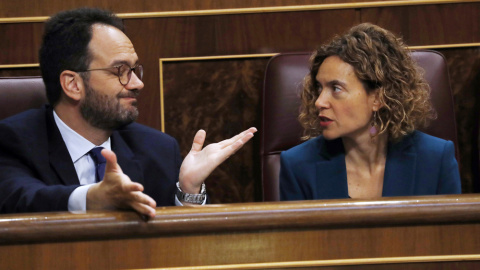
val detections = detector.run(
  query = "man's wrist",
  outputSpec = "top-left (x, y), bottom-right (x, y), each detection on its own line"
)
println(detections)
top-left (68, 184), bottom-right (93, 212)
top-left (176, 182), bottom-right (206, 204)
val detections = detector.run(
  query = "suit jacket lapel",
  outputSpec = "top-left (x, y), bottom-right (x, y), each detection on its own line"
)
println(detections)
top-left (111, 131), bottom-right (144, 185)
top-left (382, 134), bottom-right (417, 196)
top-left (46, 107), bottom-right (80, 185)
top-left (315, 138), bottom-right (349, 199)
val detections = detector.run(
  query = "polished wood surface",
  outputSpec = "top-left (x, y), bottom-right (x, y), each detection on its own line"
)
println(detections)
top-left (3, 194), bottom-right (480, 244)
top-left (1, 195), bottom-right (480, 269)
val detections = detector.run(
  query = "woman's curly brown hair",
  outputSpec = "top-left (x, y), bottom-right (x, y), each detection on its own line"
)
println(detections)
top-left (299, 23), bottom-right (436, 142)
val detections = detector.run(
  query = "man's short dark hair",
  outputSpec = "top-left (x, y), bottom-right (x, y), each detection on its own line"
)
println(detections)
top-left (39, 8), bottom-right (125, 106)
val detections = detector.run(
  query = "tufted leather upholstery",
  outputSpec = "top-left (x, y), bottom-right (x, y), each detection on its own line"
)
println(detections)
top-left (260, 50), bottom-right (459, 201)
top-left (0, 76), bottom-right (47, 120)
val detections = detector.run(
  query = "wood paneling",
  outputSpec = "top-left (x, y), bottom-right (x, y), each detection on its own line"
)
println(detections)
top-left (163, 57), bottom-right (268, 203)
top-left (439, 48), bottom-right (480, 193)
top-left (0, 0), bottom-right (435, 18)
top-left (0, 67), bottom-right (40, 77)
top-left (0, 22), bottom-right (43, 64)
top-left (125, 9), bottom-right (358, 132)
top-left (361, 3), bottom-right (480, 45)
top-left (1, 195), bottom-right (480, 269)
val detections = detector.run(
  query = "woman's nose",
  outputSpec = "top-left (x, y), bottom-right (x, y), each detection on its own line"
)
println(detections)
top-left (315, 91), bottom-right (329, 109)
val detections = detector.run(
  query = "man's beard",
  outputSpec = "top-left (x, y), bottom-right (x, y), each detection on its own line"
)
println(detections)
top-left (80, 82), bottom-right (139, 131)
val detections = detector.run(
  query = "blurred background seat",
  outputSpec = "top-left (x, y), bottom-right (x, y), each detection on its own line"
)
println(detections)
top-left (260, 50), bottom-right (458, 201)
top-left (0, 76), bottom-right (47, 120)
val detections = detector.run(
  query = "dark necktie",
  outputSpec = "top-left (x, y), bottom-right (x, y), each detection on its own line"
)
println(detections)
top-left (89, 147), bottom-right (106, 182)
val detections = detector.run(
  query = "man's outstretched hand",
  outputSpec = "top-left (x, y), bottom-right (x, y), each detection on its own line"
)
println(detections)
top-left (179, 127), bottom-right (257, 194)
top-left (86, 149), bottom-right (157, 218)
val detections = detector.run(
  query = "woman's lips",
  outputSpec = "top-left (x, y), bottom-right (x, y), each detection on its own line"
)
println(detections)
top-left (319, 116), bottom-right (333, 127)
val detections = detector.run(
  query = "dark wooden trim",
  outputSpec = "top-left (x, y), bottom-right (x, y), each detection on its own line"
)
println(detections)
top-left (2, 194), bottom-right (480, 245)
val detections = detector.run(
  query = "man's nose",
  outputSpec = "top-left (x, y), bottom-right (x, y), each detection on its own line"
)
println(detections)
top-left (126, 72), bottom-right (144, 91)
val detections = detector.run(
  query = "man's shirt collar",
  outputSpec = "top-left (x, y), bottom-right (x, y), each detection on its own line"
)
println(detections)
top-left (53, 110), bottom-right (111, 163)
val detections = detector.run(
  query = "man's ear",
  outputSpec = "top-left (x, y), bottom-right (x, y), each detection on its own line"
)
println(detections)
top-left (59, 70), bottom-right (83, 101)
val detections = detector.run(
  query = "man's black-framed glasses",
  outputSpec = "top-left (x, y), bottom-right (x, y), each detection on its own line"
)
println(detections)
top-left (78, 64), bottom-right (143, 86)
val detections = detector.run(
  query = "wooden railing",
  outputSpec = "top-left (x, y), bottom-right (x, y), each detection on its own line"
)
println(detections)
top-left (2, 194), bottom-right (480, 269)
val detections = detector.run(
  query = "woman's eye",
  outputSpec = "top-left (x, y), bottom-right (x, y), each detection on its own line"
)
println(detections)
top-left (333, 86), bottom-right (342, 93)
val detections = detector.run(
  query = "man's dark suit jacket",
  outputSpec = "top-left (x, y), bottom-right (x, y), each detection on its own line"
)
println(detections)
top-left (280, 131), bottom-right (462, 201)
top-left (0, 106), bottom-right (181, 213)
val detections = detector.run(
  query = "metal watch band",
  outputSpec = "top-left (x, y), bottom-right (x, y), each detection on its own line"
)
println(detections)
top-left (176, 182), bottom-right (206, 204)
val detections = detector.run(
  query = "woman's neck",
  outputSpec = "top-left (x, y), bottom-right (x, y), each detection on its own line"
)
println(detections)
top-left (342, 133), bottom-right (389, 199)
top-left (342, 132), bottom-right (388, 167)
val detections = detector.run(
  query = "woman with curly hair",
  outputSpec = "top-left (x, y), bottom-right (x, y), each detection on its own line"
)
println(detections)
top-left (280, 23), bottom-right (461, 201)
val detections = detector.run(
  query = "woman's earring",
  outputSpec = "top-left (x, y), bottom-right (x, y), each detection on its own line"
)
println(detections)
top-left (370, 111), bottom-right (378, 136)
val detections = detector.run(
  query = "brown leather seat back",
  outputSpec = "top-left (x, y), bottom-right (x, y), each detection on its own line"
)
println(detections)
top-left (0, 76), bottom-right (47, 120)
top-left (260, 50), bottom-right (458, 201)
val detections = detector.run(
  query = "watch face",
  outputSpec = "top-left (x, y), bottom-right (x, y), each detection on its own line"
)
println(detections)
top-left (184, 194), bottom-right (205, 204)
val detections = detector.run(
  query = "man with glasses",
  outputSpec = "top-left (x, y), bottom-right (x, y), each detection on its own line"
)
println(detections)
top-left (0, 8), bottom-right (256, 217)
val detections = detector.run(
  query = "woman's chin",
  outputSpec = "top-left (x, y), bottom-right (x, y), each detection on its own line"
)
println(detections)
top-left (321, 131), bottom-right (340, 141)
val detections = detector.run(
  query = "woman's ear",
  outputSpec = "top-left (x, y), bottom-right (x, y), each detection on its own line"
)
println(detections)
top-left (372, 88), bottom-right (384, 111)
top-left (59, 70), bottom-right (83, 101)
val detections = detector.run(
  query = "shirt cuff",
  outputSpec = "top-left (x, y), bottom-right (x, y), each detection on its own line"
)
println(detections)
top-left (68, 184), bottom-right (95, 213)
top-left (175, 194), bottom-right (207, 206)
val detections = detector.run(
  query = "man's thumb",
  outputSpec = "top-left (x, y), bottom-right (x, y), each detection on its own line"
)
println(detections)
top-left (102, 149), bottom-right (123, 173)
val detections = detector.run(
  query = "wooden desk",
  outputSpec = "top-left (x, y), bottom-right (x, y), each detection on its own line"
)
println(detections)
top-left (1, 194), bottom-right (480, 269)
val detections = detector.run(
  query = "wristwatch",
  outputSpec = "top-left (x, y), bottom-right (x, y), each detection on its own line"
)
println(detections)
top-left (176, 182), bottom-right (207, 204)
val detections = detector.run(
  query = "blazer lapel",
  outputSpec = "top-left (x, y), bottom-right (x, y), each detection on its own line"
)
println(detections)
top-left (382, 134), bottom-right (417, 196)
top-left (315, 138), bottom-right (349, 199)
top-left (111, 131), bottom-right (144, 185)
top-left (46, 108), bottom-right (80, 185)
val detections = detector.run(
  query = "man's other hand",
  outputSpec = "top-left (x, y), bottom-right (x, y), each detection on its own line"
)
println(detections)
top-left (179, 127), bottom-right (257, 194)
top-left (86, 149), bottom-right (157, 218)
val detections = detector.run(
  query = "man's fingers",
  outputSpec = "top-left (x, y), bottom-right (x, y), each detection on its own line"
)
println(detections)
top-left (130, 191), bottom-right (156, 208)
top-left (234, 132), bottom-right (255, 148)
top-left (245, 127), bottom-right (258, 134)
top-left (130, 201), bottom-right (157, 218)
top-left (191, 128), bottom-right (257, 152)
top-left (191, 129), bottom-right (206, 152)
top-left (122, 181), bottom-right (144, 193)
top-left (224, 132), bottom-right (255, 155)
top-left (209, 131), bottom-right (255, 165)
top-left (218, 127), bottom-right (257, 148)
top-left (129, 192), bottom-right (157, 218)
top-left (102, 149), bottom-right (123, 174)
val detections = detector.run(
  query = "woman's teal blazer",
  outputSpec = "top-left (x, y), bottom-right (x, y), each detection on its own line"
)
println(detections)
top-left (280, 131), bottom-right (461, 201)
